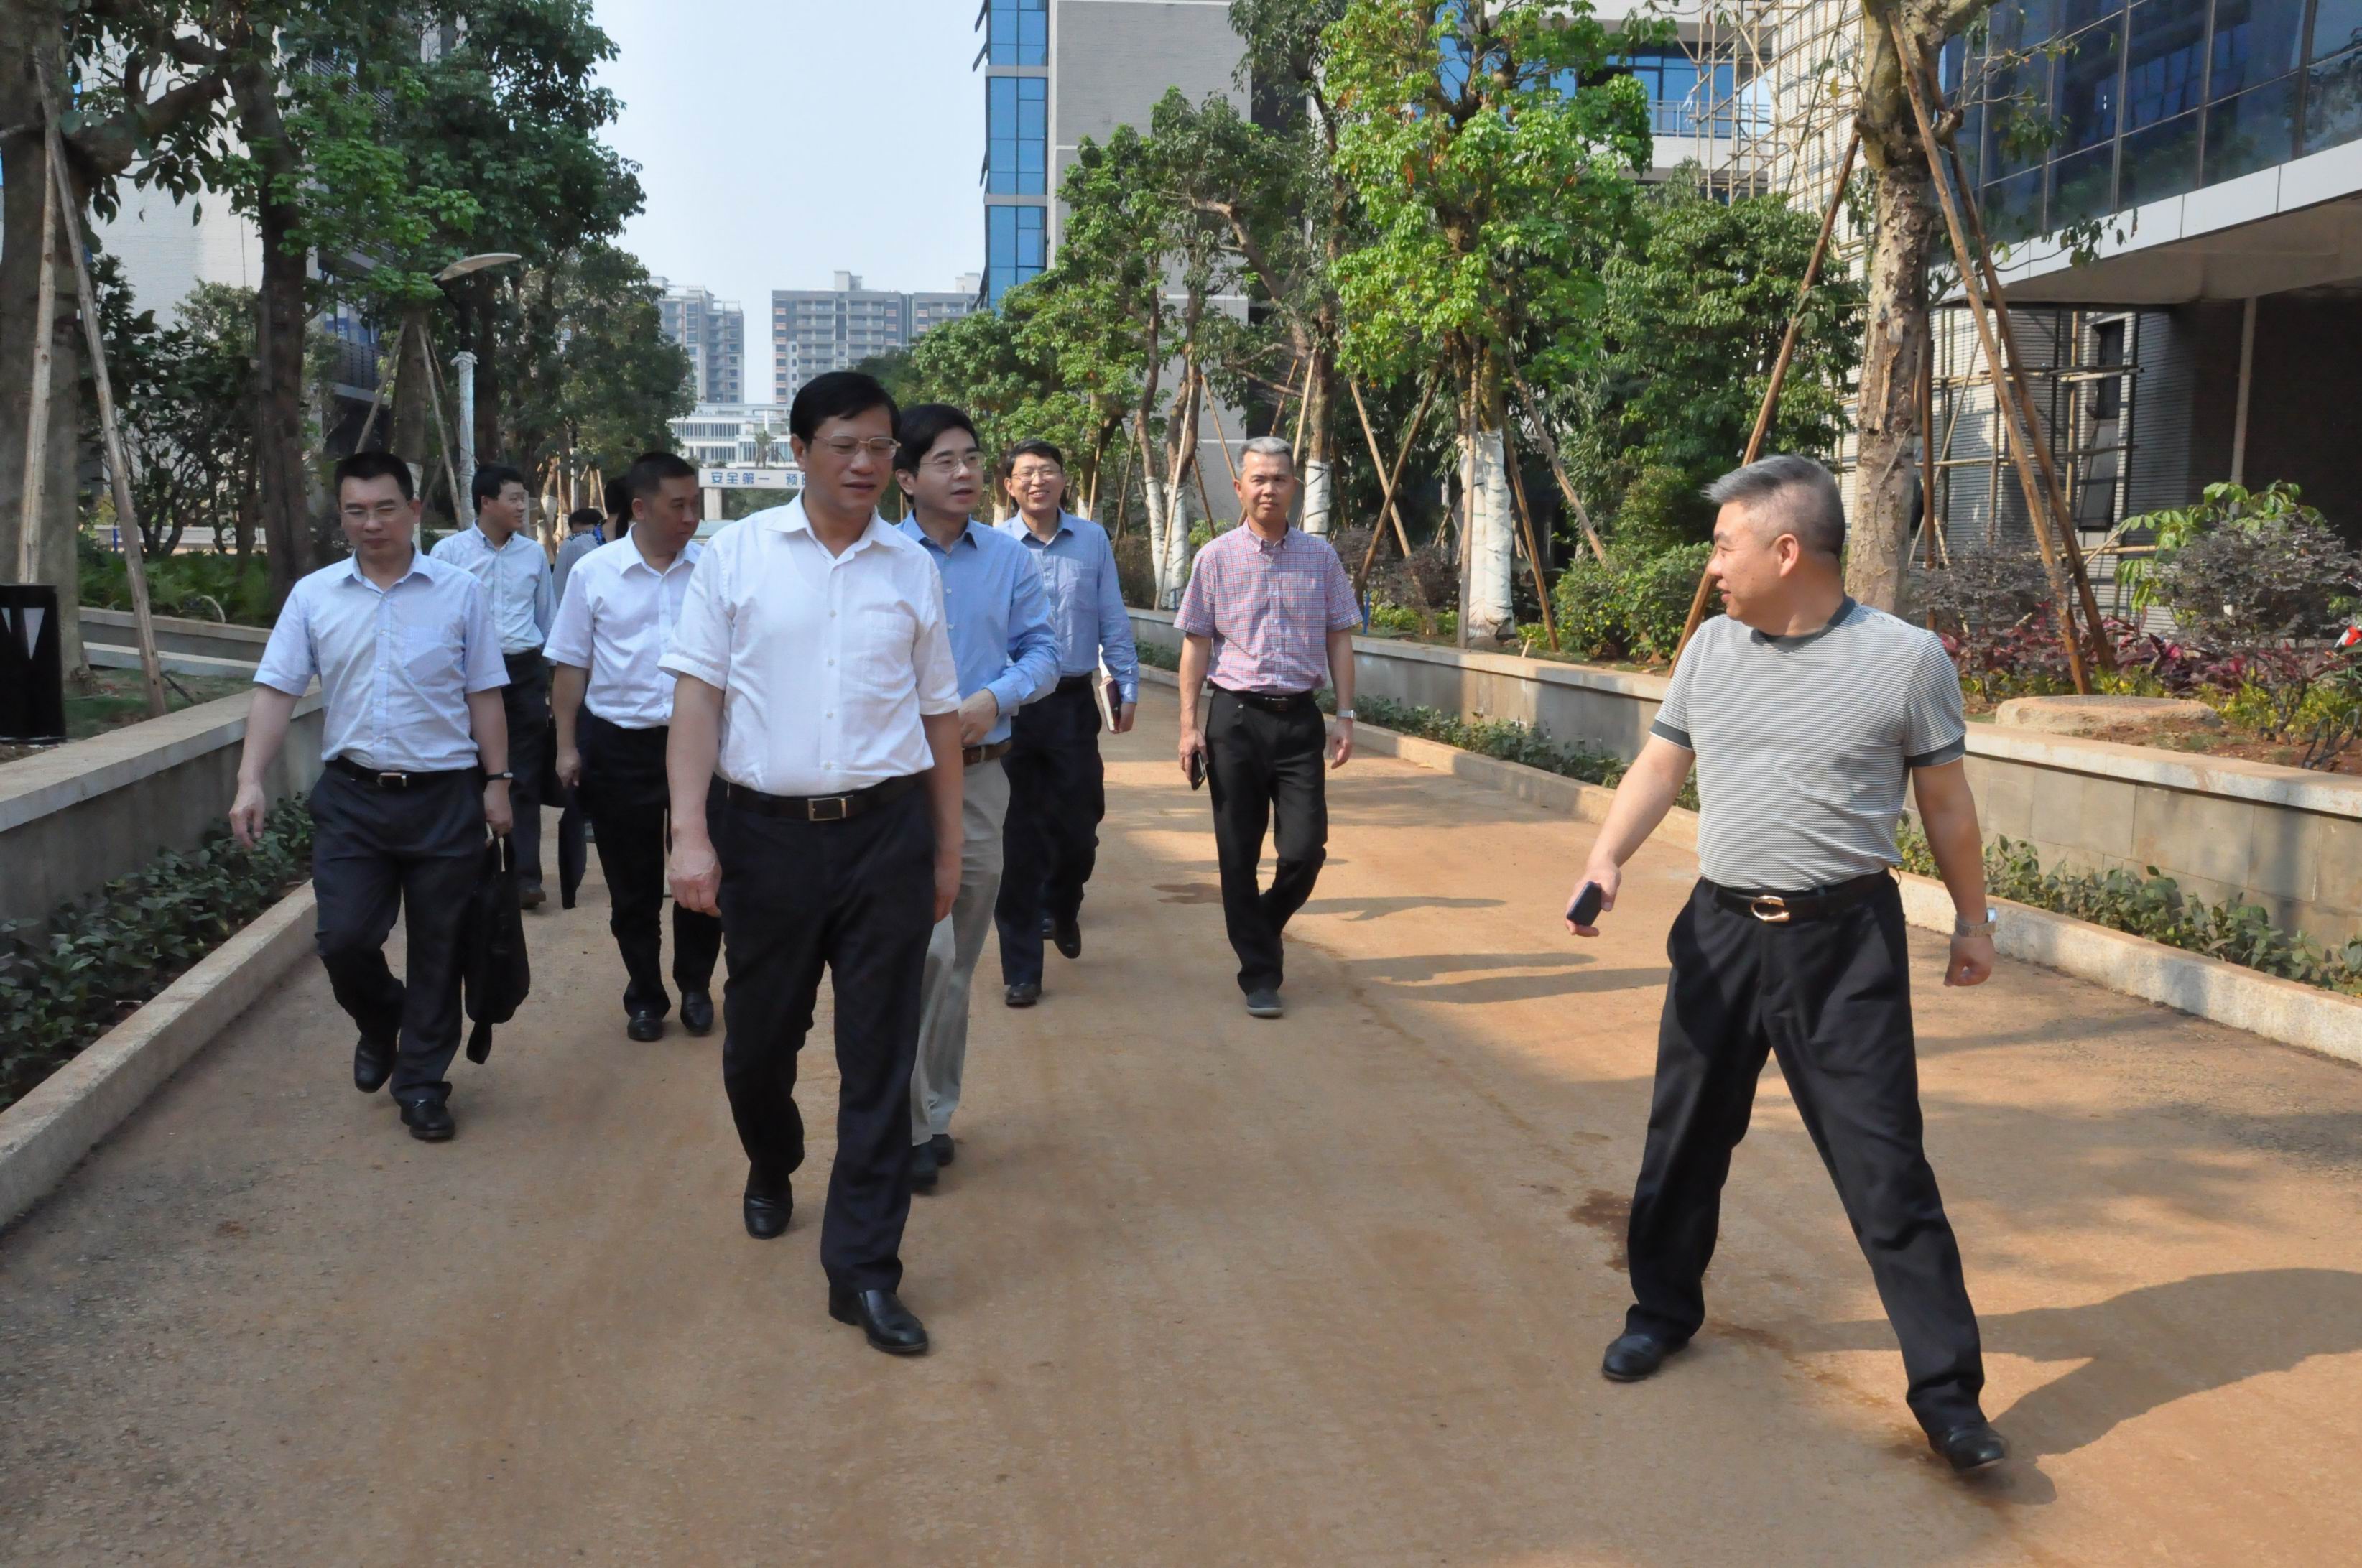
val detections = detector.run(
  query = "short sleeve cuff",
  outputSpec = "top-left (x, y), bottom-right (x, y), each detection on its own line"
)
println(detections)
top-left (659, 650), bottom-right (727, 690)
top-left (251, 670), bottom-right (310, 697)
top-left (1328, 611), bottom-right (1363, 632)
top-left (1649, 719), bottom-right (1694, 750)
top-left (465, 667), bottom-right (510, 694)
top-left (1907, 734), bottom-right (1967, 769)
top-left (1174, 608), bottom-right (1213, 636)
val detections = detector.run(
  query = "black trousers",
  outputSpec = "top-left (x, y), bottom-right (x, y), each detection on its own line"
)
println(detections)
top-left (1202, 687), bottom-right (1329, 994)
top-left (308, 766), bottom-right (483, 1107)
top-left (1625, 878), bottom-right (1986, 1435)
top-left (501, 653), bottom-right (549, 891)
top-left (554, 776), bottom-right (588, 906)
top-left (579, 713), bottom-right (721, 1015)
top-left (716, 784), bottom-right (936, 1292)
top-left (995, 679), bottom-right (1104, 986)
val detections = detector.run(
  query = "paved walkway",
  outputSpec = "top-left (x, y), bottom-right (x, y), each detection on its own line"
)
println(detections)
top-left (6, 686), bottom-right (2362, 1564)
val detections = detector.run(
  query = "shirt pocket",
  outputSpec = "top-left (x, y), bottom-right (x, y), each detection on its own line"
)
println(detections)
top-left (398, 623), bottom-right (460, 687)
top-left (848, 602), bottom-right (917, 697)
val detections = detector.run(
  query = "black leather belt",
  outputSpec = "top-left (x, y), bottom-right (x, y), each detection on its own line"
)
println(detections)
top-left (963, 740), bottom-right (1013, 767)
top-left (1708, 869), bottom-right (1893, 925)
top-left (327, 757), bottom-right (475, 790)
top-left (722, 772), bottom-right (922, 822)
top-left (1213, 685), bottom-right (1319, 714)
top-left (1054, 674), bottom-right (1098, 695)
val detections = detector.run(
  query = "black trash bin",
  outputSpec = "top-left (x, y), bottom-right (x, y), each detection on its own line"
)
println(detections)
top-left (0, 583), bottom-right (68, 744)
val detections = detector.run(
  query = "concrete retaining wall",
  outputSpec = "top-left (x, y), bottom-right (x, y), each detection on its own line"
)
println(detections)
top-left (0, 690), bottom-right (323, 929)
top-left (1131, 608), bottom-right (2362, 944)
top-left (80, 607), bottom-right (271, 666)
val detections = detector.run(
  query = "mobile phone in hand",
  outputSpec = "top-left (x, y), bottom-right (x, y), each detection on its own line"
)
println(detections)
top-left (1187, 750), bottom-right (1206, 790)
top-left (1567, 881), bottom-right (1604, 927)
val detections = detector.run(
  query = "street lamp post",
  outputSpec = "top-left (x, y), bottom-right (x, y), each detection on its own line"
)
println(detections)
top-left (454, 351), bottom-right (478, 526)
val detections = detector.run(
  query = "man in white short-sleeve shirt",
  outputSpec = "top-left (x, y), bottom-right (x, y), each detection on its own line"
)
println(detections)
top-left (231, 451), bottom-right (512, 1143)
top-left (547, 452), bottom-right (720, 1043)
top-left (1564, 455), bottom-right (2007, 1477)
top-left (661, 371), bottom-right (963, 1356)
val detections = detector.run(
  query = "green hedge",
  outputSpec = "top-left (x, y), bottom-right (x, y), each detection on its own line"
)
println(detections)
top-left (1896, 821), bottom-right (2362, 997)
top-left (1550, 543), bottom-right (1710, 664)
top-left (78, 534), bottom-right (275, 626)
top-left (0, 798), bottom-right (313, 1115)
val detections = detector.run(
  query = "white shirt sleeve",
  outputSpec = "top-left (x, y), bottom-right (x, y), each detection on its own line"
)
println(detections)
top-left (545, 565), bottom-right (594, 669)
top-left (458, 578), bottom-right (509, 694)
top-left (912, 562), bottom-right (960, 717)
top-left (660, 542), bottom-right (733, 691)
top-left (253, 581), bottom-right (317, 696)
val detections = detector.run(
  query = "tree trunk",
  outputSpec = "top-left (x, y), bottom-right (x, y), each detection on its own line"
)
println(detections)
top-left (1299, 353), bottom-right (1334, 535)
top-left (1848, 152), bottom-right (1936, 614)
top-left (254, 209), bottom-right (318, 607)
top-left (1461, 376), bottom-right (1516, 644)
top-left (390, 301), bottom-right (435, 489)
top-left (0, 95), bottom-right (89, 674)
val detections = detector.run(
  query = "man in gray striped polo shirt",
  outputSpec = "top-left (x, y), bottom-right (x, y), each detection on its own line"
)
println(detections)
top-left (1565, 455), bottom-right (2007, 1475)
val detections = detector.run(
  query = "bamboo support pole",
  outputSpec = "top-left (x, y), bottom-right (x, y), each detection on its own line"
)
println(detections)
top-left (1351, 374), bottom-right (1440, 595)
top-left (1674, 126), bottom-right (1859, 659)
top-left (1890, 24), bottom-right (2089, 692)
top-left (44, 79), bottom-right (165, 713)
top-left (418, 324), bottom-right (467, 521)
top-left (17, 119), bottom-right (60, 583)
top-left (1505, 371), bottom-right (1611, 564)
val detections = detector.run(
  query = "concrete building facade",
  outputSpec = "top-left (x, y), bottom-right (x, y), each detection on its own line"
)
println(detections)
top-left (667, 404), bottom-right (795, 468)
top-left (769, 272), bottom-right (982, 402)
top-left (656, 282), bottom-right (746, 405)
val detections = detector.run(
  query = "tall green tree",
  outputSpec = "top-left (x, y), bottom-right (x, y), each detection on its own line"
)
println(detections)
top-left (497, 241), bottom-right (692, 485)
top-left (1326, 0), bottom-right (1651, 644)
top-left (1564, 182), bottom-right (1863, 551)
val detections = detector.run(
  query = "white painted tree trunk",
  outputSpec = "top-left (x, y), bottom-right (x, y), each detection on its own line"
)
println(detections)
top-left (1463, 427), bottom-right (1516, 642)
top-left (1300, 457), bottom-right (1334, 537)
top-left (1141, 468), bottom-right (1174, 607)
top-left (1158, 479), bottom-right (1191, 607)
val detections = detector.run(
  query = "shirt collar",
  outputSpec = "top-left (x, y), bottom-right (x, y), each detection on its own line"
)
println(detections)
top-left (1014, 510), bottom-right (1073, 546)
top-left (1246, 522), bottom-right (1292, 552)
top-left (902, 516), bottom-right (986, 555)
top-left (768, 495), bottom-right (889, 556)
top-left (618, 527), bottom-right (696, 578)
top-left (341, 548), bottom-right (428, 590)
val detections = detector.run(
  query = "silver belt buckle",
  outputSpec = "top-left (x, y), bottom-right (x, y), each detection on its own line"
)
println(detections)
top-left (807, 794), bottom-right (851, 822)
top-left (377, 771), bottom-right (407, 789)
top-left (1748, 894), bottom-right (1792, 924)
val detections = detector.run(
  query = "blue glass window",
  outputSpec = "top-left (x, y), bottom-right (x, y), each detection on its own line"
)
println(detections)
top-left (2314, 0), bottom-right (2362, 62)
top-left (987, 75), bottom-right (1046, 195)
top-left (2057, 17), bottom-right (2125, 152)
top-left (987, 204), bottom-right (1045, 305)
top-left (2124, 0), bottom-right (2208, 129)
top-left (2208, 0), bottom-right (2305, 101)
top-left (987, 0), bottom-right (1046, 68)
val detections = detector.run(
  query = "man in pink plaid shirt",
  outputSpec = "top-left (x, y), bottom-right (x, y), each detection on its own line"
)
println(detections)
top-left (1175, 437), bottom-right (1361, 1019)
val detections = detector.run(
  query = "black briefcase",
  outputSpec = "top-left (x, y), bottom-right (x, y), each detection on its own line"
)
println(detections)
top-left (462, 834), bottom-right (532, 1063)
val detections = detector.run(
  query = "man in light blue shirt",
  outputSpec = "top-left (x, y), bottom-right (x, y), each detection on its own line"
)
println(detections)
top-left (994, 438), bottom-right (1140, 1003)
top-left (432, 463), bottom-right (556, 906)
top-left (232, 451), bottom-right (512, 1143)
top-left (894, 405), bottom-right (1057, 1190)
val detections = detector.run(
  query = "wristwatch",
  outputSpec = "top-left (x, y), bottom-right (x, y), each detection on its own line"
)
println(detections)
top-left (1953, 907), bottom-right (1998, 937)
top-left (486, 770), bottom-right (516, 781)
top-left (1334, 708), bottom-right (1356, 720)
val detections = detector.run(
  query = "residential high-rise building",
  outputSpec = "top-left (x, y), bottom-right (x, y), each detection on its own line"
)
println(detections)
top-left (769, 273), bottom-right (983, 401)
top-left (656, 282), bottom-right (746, 404)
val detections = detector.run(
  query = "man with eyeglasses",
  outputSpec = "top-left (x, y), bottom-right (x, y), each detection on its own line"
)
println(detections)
top-left (549, 451), bottom-right (721, 1044)
top-left (663, 371), bottom-right (963, 1356)
top-left (230, 450), bottom-right (512, 1143)
top-left (891, 405), bottom-right (1058, 1193)
top-left (993, 439), bottom-right (1139, 1008)
top-left (432, 463), bottom-right (555, 908)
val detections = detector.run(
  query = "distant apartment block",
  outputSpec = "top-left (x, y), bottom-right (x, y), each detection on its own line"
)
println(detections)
top-left (657, 282), bottom-right (746, 404)
top-left (668, 404), bottom-right (795, 468)
top-left (769, 272), bottom-right (983, 400)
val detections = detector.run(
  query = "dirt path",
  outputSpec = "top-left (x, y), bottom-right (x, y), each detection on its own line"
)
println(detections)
top-left (5, 685), bottom-right (2361, 1565)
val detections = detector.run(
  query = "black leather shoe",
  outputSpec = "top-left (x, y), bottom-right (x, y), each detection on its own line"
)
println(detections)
top-left (828, 1286), bottom-right (929, 1355)
top-left (353, 1032), bottom-right (396, 1094)
top-left (1601, 1332), bottom-right (1674, 1382)
top-left (910, 1138), bottom-right (940, 1193)
top-left (519, 884), bottom-right (547, 911)
top-left (1051, 917), bottom-right (1082, 960)
top-left (400, 1099), bottom-right (455, 1141)
top-left (680, 991), bottom-right (715, 1036)
top-left (1930, 1421), bottom-right (2008, 1473)
top-left (930, 1133), bottom-right (955, 1166)
top-left (743, 1173), bottom-right (791, 1240)
top-left (1244, 988), bottom-right (1285, 1019)
top-left (626, 1009), bottom-right (666, 1042)
top-left (1005, 981), bottom-right (1040, 1008)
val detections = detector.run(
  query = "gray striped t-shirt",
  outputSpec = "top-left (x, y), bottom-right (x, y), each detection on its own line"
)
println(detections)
top-left (1649, 598), bottom-right (1967, 892)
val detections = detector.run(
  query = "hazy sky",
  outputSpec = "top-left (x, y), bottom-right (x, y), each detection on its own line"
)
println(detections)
top-left (595, 0), bottom-right (984, 400)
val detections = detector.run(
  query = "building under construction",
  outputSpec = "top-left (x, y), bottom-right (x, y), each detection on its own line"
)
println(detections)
top-left (1672, 0), bottom-right (2362, 612)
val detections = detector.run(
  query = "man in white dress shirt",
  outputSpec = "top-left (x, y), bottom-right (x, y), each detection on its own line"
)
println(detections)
top-left (547, 451), bottom-right (721, 1042)
top-left (231, 451), bottom-right (513, 1142)
top-left (431, 464), bottom-right (555, 906)
top-left (662, 371), bottom-right (963, 1355)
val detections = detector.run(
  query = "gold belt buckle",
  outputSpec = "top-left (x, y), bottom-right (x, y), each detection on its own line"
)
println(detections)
top-left (1748, 894), bottom-right (1792, 924)
top-left (807, 794), bottom-right (851, 822)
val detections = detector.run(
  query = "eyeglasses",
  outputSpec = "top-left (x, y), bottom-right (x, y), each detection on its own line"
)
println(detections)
top-left (812, 436), bottom-right (899, 459)
top-left (341, 501), bottom-right (407, 522)
top-left (921, 450), bottom-right (986, 475)
top-left (1009, 465), bottom-right (1064, 484)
